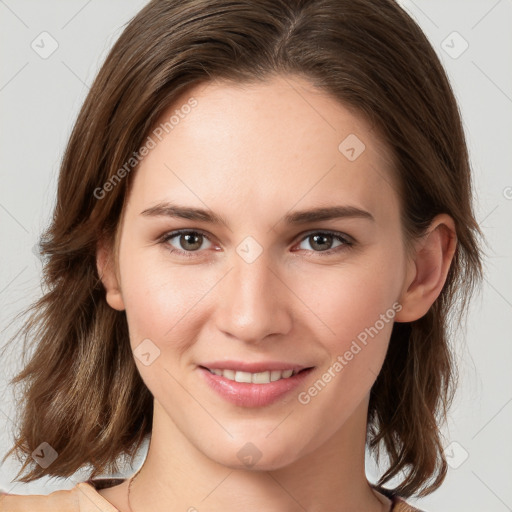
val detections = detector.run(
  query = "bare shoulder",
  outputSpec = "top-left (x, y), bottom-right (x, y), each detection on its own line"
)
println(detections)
top-left (0, 479), bottom-right (125, 512)
top-left (0, 486), bottom-right (78, 511)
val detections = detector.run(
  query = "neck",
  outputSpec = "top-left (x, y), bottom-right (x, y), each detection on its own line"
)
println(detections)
top-left (128, 396), bottom-right (389, 512)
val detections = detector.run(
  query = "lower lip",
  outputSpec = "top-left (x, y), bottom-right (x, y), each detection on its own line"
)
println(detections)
top-left (198, 367), bottom-right (314, 407)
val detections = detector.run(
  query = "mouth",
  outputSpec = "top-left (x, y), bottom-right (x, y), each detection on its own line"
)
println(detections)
top-left (197, 362), bottom-right (315, 407)
top-left (199, 366), bottom-right (312, 384)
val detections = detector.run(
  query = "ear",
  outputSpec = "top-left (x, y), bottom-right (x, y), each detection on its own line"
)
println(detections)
top-left (395, 214), bottom-right (457, 322)
top-left (96, 238), bottom-right (125, 311)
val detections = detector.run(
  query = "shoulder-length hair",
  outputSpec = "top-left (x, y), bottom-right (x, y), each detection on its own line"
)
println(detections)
top-left (2, 0), bottom-right (483, 498)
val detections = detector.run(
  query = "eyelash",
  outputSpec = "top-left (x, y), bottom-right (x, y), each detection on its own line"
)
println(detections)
top-left (159, 229), bottom-right (354, 259)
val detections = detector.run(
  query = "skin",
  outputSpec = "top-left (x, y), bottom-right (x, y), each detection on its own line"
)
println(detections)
top-left (96, 74), bottom-right (457, 512)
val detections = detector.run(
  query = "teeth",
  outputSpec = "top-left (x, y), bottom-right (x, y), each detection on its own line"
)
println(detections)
top-left (222, 369), bottom-right (235, 380)
top-left (271, 370), bottom-right (282, 381)
top-left (252, 371), bottom-right (270, 384)
top-left (208, 368), bottom-right (297, 384)
top-left (235, 371), bottom-right (252, 383)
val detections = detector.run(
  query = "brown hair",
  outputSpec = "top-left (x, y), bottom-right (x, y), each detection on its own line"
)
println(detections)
top-left (1, 0), bottom-right (483, 498)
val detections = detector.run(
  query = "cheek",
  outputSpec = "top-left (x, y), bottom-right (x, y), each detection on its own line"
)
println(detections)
top-left (117, 251), bottom-right (210, 400)
top-left (293, 255), bottom-right (401, 349)
top-left (118, 249), bottom-right (200, 343)
top-left (119, 249), bottom-right (230, 365)
top-left (293, 265), bottom-right (398, 426)
top-left (290, 254), bottom-right (402, 419)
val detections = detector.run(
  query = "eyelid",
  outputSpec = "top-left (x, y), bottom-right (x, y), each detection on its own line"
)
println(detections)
top-left (159, 228), bottom-right (355, 257)
top-left (160, 228), bottom-right (216, 250)
top-left (293, 229), bottom-right (354, 255)
top-left (296, 229), bottom-right (354, 245)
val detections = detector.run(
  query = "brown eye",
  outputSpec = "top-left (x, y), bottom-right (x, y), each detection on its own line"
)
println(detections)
top-left (309, 233), bottom-right (334, 251)
top-left (162, 230), bottom-right (213, 256)
top-left (296, 231), bottom-right (353, 254)
top-left (178, 232), bottom-right (203, 251)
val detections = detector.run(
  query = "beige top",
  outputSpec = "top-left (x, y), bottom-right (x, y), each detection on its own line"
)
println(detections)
top-left (0, 479), bottom-right (425, 511)
top-left (0, 481), bottom-right (117, 511)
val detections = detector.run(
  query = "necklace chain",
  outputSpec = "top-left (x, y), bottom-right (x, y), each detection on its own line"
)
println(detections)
top-left (126, 472), bottom-right (391, 512)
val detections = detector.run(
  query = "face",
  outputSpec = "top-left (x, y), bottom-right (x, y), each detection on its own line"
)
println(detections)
top-left (102, 74), bottom-right (414, 470)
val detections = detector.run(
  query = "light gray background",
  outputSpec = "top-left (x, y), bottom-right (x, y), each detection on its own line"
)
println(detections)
top-left (0, 1), bottom-right (511, 511)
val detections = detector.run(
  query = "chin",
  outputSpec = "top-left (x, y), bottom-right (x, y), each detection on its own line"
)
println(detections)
top-left (206, 440), bottom-right (303, 472)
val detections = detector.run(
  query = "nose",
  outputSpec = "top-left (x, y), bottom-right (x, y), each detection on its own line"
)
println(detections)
top-left (214, 248), bottom-right (293, 344)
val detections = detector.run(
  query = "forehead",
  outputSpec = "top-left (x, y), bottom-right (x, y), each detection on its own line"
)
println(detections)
top-left (127, 75), bottom-right (399, 227)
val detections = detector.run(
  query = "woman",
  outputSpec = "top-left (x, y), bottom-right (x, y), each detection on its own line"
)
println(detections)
top-left (0, 0), bottom-right (483, 511)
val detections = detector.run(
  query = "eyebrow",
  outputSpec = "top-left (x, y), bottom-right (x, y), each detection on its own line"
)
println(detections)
top-left (140, 202), bottom-right (374, 227)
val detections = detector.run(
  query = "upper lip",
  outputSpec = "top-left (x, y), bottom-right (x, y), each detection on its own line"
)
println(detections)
top-left (199, 360), bottom-right (313, 373)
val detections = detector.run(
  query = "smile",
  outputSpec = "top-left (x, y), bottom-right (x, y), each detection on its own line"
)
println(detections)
top-left (198, 365), bottom-right (315, 407)
top-left (205, 368), bottom-right (298, 384)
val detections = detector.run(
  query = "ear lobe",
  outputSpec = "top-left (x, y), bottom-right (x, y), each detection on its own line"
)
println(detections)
top-left (395, 214), bottom-right (457, 323)
top-left (96, 239), bottom-right (125, 311)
